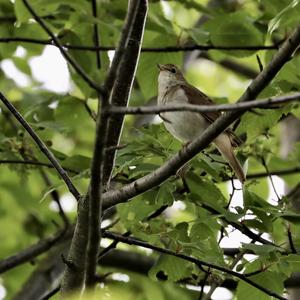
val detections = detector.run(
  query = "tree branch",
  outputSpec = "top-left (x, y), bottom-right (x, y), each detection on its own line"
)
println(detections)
top-left (101, 24), bottom-right (300, 210)
top-left (0, 228), bottom-right (71, 274)
top-left (22, 0), bottom-right (105, 96)
top-left (103, 231), bottom-right (287, 300)
top-left (84, 0), bottom-right (107, 287)
top-left (61, 0), bottom-right (148, 293)
top-left (91, 0), bottom-right (101, 69)
top-left (0, 37), bottom-right (281, 52)
top-left (199, 52), bottom-right (258, 79)
top-left (0, 92), bottom-right (81, 201)
top-left (0, 159), bottom-right (78, 173)
top-left (106, 92), bottom-right (300, 115)
top-left (86, 0), bottom-right (148, 288)
top-left (102, 0), bottom-right (148, 187)
top-left (13, 242), bottom-right (69, 300)
top-left (247, 167), bottom-right (300, 179)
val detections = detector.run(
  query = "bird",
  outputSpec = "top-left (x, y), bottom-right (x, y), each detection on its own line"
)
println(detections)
top-left (157, 63), bottom-right (245, 184)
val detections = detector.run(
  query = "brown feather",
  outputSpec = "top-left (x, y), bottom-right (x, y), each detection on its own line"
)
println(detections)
top-left (181, 84), bottom-right (221, 123)
top-left (180, 84), bottom-right (243, 148)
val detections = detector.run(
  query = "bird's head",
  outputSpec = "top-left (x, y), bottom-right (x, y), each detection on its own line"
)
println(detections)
top-left (157, 64), bottom-right (186, 86)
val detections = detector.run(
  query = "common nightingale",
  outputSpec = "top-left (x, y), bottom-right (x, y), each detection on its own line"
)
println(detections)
top-left (157, 64), bottom-right (245, 183)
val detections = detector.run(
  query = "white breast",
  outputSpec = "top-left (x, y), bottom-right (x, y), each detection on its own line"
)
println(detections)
top-left (159, 86), bottom-right (209, 142)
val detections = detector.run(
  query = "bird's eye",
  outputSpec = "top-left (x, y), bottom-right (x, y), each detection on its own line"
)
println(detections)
top-left (171, 67), bottom-right (176, 74)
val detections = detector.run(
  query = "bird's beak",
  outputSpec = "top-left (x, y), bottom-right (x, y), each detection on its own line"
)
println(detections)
top-left (157, 64), bottom-right (164, 71)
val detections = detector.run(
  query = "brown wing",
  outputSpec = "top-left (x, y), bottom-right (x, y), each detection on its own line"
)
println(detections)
top-left (181, 84), bottom-right (243, 147)
top-left (180, 84), bottom-right (221, 123)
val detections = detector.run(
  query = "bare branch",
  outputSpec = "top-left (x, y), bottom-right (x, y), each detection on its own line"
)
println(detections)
top-left (91, 0), bottom-right (101, 69)
top-left (22, 0), bottom-right (105, 96)
top-left (61, 0), bottom-right (148, 293)
top-left (199, 52), bottom-right (258, 79)
top-left (102, 1), bottom-right (138, 93)
top-left (287, 225), bottom-right (297, 254)
top-left (86, 0), bottom-right (149, 286)
top-left (102, 25), bottom-right (300, 210)
top-left (0, 229), bottom-right (71, 274)
top-left (0, 159), bottom-right (78, 173)
top-left (0, 92), bottom-right (81, 201)
top-left (247, 167), bottom-right (300, 179)
top-left (103, 0), bottom-right (149, 187)
top-left (103, 231), bottom-right (286, 300)
top-left (106, 92), bottom-right (300, 115)
top-left (0, 37), bottom-right (281, 52)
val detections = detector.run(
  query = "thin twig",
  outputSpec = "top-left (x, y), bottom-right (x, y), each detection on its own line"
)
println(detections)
top-left (91, 0), bottom-right (101, 69)
top-left (261, 157), bottom-right (281, 202)
top-left (0, 92), bottom-right (81, 200)
top-left (199, 52), bottom-right (258, 79)
top-left (256, 55), bottom-right (264, 72)
top-left (198, 270), bottom-right (210, 300)
top-left (0, 159), bottom-right (78, 174)
top-left (218, 179), bottom-right (237, 243)
top-left (103, 231), bottom-right (287, 300)
top-left (106, 92), bottom-right (300, 115)
top-left (247, 167), bottom-right (300, 179)
top-left (83, 100), bottom-right (97, 121)
top-left (40, 286), bottom-right (60, 300)
top-left (22, 0), bottom-right (105, 96)
top-left (287, 224), bottom-right (297, 254)
top-left (0, 37), bottom-right (281, 52)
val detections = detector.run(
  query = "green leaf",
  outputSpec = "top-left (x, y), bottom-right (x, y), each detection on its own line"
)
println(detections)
top-left (149, 254), bottom-right (192, 282)
top-left (243, 189), bottom-right (272, 209)
top-left (241, 243), bottom-right (279, 256)
top-left (118, 182), bottom-right (174, 230)
top-left (237, 265), bottom-right (284, 300)
top-left (189, 220), bottom-right (224, 264)
top-left (14, 0), bottom-right (32, 23)
top-left (204, 11), bottom-right (264, 57)
top-left (188, 28), bottom-right (209, 45)
top-left (62, 155), bottom-right (90, 173)
top-left (268, 0), bottom-right (300, 34)
top-left (146, 3), bottom-right (176, 35)
top-left (186, 173), bottom-right (227, 208)
top-left (280, 254), bottom-right (300, 275)
top-left (236, 107), bottom-right (291, 141)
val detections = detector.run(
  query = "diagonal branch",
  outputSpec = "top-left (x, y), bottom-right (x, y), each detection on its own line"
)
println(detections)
top-left (22, 0), bottom-right (105, 96)
top-left (0, 92), bottom-right (81, 201)
top-left (103, 231), bottom-right (287, 300)
top-left (106, 92), bottom-right (300, 115)
top-left (102, 24), bottom-right (300, 210)
top-left (0, 228), bottom-right (71, 274)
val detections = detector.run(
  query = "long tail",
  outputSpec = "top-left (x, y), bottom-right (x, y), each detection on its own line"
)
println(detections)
top-left (214, 134), bottom-right (245, 184)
